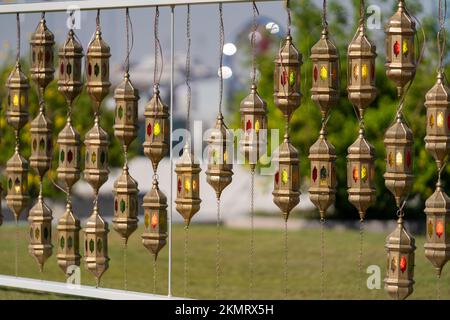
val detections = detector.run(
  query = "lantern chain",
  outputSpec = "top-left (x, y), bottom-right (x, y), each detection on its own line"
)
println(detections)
top-left (358, 219), bottom-right (364, 294)
top-left (124, 8), bottom-right (134, 74)
top-left (359, 0), bottom-right (365, 27)
top-left (15, 219), bottom-right (18, 276)
top-left (123, 239), bottom-right (128, 290)
top-left (153, 257), bottom-right (157, 293)
top-left (285, 0), bottom-right (291, 36)
top-left (216, 197), bottom-right (221, 300)
top-left (438, 0), bottom-right (447, 73)
top-left (249, 167), bottom-right (255, 298)
top-left (154, 6), bottom-right (163, 85)
top-left (320, 218), bottom-right (325, 299)
top-left (183, 225), bottom-right (189, 297)
top-left (218, 3), bottom-right (224, 114)
top-left (251, 2), bottom-right (259, 86)
top-left (322, 0), bottom-right (328, 30)
top-left (283, 219), bottom-right (288, 299)
top-left (16, 13), bottom-right (20, 63)
top-left (185, 4), bottom-right (192, 134)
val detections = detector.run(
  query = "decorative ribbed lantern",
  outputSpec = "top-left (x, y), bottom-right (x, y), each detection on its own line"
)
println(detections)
top-left (143, 85), bottom-right (170, 172)
top-left (273, 137), bottom-right (300, 221)
top-left (84, 123), bottom-right (109, 192)
top-left (175, 144), bottom-right (201, 226)
top-left (274, 35), bottom-right (302, 118)
top-left (57, 123), bottom-right (81, 191)
top-left (385, 0), bottom-right (416, 97)
top-left (311, 29), bottom-right (339, 118)
top-left (57, 202), bottom-right (81, 274)
top-left (309, 128), bottom-right (336, 220)
top-left (30, 112), bottom-right (52, 177)
top-left (142, 179), bottom-right (168, 259)
top-left (239, 84), bottom-right (267, 165)
top-left (347, 25), bottom-right (377, 118)
top-left (112, 167), bottom-right (138, 244)
top-left (347, 128), bottom-right (376, 220)
top-left (384, 115), bottom-right (413, 207)
top-left (384, 217), bottom-right (415, 300)
top-left (28, 195), bottom-right (52, 271)
top-left (6, 151), bottom-right (29, 220)
top-left (424, 72), bottom-right (450, 169)
top-left (206, 113), bottom-right (233, 199)
top-left (6, 63), bottom-right (29, 131)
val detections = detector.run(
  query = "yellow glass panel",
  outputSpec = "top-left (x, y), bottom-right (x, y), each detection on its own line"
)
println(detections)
top-left (281, 169), bottom-right (288, 184)
top-left (255, 120), bottom-right (260, 133)
top-left (353, 64), bottom-right (359, 80)
top-left (388, 152), bottom-right (394, 167)
top-left (361, 166), bottom-right (367, 182)
top-left (402, 40), bottom-right (408, 55)
top-left (151, 213), bottom-right (158, 229)
top-left (361, 64), bottom-right (368, 80)
top-left (430, 114), bottom-right (434, 128)
top-left (192, 179), bottom-right (197, 190)
top-left (154, 122), bottom-right (161, 136)
top-left (437, 112), bottom-right (444, 128)
top-left (184, 179), bottom-right (191, 192)
top-left (13, 94), bottom-right (19, 107)
top-left (320, 66), bottom-right (328, 80)
top-left (396, 151), bottom-right (403, 166)
top-left (144, 213), bottom-right (150, 228)
top-left (223, 151), bottom-right (228, 163)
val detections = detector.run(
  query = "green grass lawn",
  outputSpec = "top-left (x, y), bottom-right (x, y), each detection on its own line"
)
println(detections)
top-left (0, 222), bottom-right (447, 300)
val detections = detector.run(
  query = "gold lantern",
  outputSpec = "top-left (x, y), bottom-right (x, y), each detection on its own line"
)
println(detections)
top-left (347, 25), bottom-right (377, 118)
top-left (274, 35), bottom-right (302, 118)
top-left (347, 128), bottom-right (376, 220)
top-left (308, 128), bottom-right (337, 220)
top-left (84, 123), bottom-right (109, 192)
top-left (30, 112), bottom-right (52, 177)
top-left (311, 29), bottom-right (339, 118)
top-left (6, 63), bottom-right (29, 131)
top-left (424, 72), bottom-right (450, 169)
top-left (28, 195), bottom-right (52, 271)
top-left (6, 151), bottom-right (29, 220)
top-left (57, 122), bottom-right (81, 191)
top-left (113, 73), bottom-right (139, 149)
top-left (424, 181), bottom-right (450, 276)
top-left (385, 0), bottom-right (416, 97)
top-left (206, 113), bottom-right (233, 199)
top-left (175, 144), bottom-right (201, 226)
top-left (143, 85), bottom-right (170, 172)
top-left (112, 166), bottom-right (139, 244)
top-left (384, 217), bottom-right (415, 300)
top-left (239, 84), bottom-right (267, 165)
top-left (272, 137), bottom-right (300, 221)
top-left (384, 115), bottom-right (413, 207)
top-left (142, 179), bottom-right (168, 259)
top-left (57, 202), bottom-right (81, 274)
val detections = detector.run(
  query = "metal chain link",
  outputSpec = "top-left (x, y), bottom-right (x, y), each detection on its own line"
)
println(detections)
top-left (185, 5), bottom-right (192, 133)
top-left (216, 197), bottom-right (221, 300)
top-left (283, 219), bottom-right (288, 299)
top-left (218, 3), bottom-right (224, 114)
top-left (251, 2), bottom-right (259, 86)
top-left (153, 257), bottom-right (157, 293)
top-left (249, 168), bottom-right (255, 298)
top-left (123, 239), bottom-right (128, 290)
top-left (320, 218), bottom-right (325, 299)
top-left (358, 219), bottom-right (364, 295)
top-left (183, 226), bottom-right (189, 297)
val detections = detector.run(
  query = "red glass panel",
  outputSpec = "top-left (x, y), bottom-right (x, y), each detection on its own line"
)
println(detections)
top-left (437, 221), bottom-right (444, 238)
top-left (393, 41), bottom-right (400, 57)
top-left (400, 256), bottom-right (407, 273)
top-left (275, 171), bottom-right (279, 186)
top-left (60, 62), bottom-right (64, 75)
top-left (312, 166), bottom-right (317, 182)
top-left (352, 166), bottom-right (358, 183)
top-left (281, 70), bottom-right (287, 86)
top-left (147, 123), bottom-right (152, 136)
top-left (114, 199), bottom-right (118, 212)
top-left (246, 119), bottom-right (252, 131)
top-left (406, 150), bottom-right (411, 168)
top-left (177, 178), bottom-right (182, 193)
top-left (313, 65), bottom-right (318, 82)
top-left (67, 150), bottom-right (73, 163)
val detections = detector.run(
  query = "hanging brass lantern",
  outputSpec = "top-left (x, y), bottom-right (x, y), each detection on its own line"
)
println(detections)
top-left (30, 112), bottom-right (52, 177)
top-left (385, 0), bottom-right (416, 97)
top-left (84, 122), bottom-right (109, 192)
top-left (274, 35), bottom-right (302, 118)
top-left (6, 63), bottom-right (29, 131)
top-left (30, 16), bottom-right (54, 91)
top-left (384, 115), bottom-right (413, 207)
top-left (113, 73), bottom-right (139, 148)
top-left (384, 217), bottom-right (415, 300)
top-left (6, 151), bottom-right (29, 220)
top-left (424, 72), bottom-right (450, 169)
top-left (424, 181), bottom-right (450, 276)
top-left (311, 29), bottom-right (339, 118)
top-left (112, 166), bottom-right (139, 243)
top-left (143, 85), bottom-right (170, 172)
top-left (347, 25), bottom-right (377, 118)
top-left (28, 195), bottom-right (52, 271)
top-left (239, 84), bottom-right (268, 165)
top-left (57, 202), bottom-right (81, 275)
top-left (175, 144), bottom-right (201, 226)
top-left (58, 29), bottom-right (84, 105)
top-left (308, 128), bottom-right (337, 220)
top-left (272, 137), bottom-right (300, 221)
top-left (84, 206), bottom-right (109, 285)
top-left (206, 113), bottom-right (233, 198)
top-left (347, 128), bottom-right (376, 220)
top-left (142, 179), bottom-right (168, 259)
top-left (57, 122), bottom-right (81, 191)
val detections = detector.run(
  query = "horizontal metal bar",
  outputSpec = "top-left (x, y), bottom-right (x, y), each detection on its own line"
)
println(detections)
top-left (0, 0), bottom-right (281, 15)
top-left (0, 275), bottom-right (187, 300)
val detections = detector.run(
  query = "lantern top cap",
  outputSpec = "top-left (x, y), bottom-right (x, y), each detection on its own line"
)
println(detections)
top-left (30, 111), bottom-right (51, 129)
top-left (348, 130), bottom-right (375, 156)
top-left (276, 140), bottom-right (299, 160)
top-left (59, 30), bottom-right (83, 56)
top-left (87, 29), bottom-right (111, 56)
top-left (384, 115), bottom-right (413, 141)
top-left (385, 0), bottom-right (415, 33)
top-left (275, 35), bottom-right (302, 63)
top-left (311, 35), bottom-right (338, 57)
top-left (145, 88), bottom-right (168, 113)
top-left (85, 122), bottom-right (109, 143)
top-left (30, 18), bottom-right (55, 45)
top-left (425, 73), bottom-right (450, 105)
top-left (114, 73), bottom-right (139, 99)
top-left (144, 181), bottom-right (168, 205)
top-left (58, 204), bottom-right (78, 226)
top-left (7, 151), bottom-right (28, 168)
top-left (59, 122), bottom-right (80, 140)
top-left (425, 184), bottom-right (450, 210)
top-left (178, 143), bottom-right (200, 165)
top-left (86, 208), bottom-right (107, 229)
top-left (348, 28), bottom-right (377, 57)
top-left (7, 63), bottom-right (30, 88)
top-left (240, 86), bottom-right (267, 115)
top-left (385, 218), bottom-right (416, 248)
top-left (309, 133), bottom-right (336, 157)
top-left (29, 197), bottom-right (52, 218)
top-left (113, 166), bottom-right (138, 192)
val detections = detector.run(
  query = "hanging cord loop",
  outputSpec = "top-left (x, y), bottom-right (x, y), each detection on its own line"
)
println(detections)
top-left (218, 3), bottom-right (224, 115)
top-left (438, 0), bottom-right (447, 74)
top-left (185, 5), bottom-right (192, 135)
top-left (251, 2), bottom-right (259, 86)
top-left (16, 13), bottom-right (20, 64)
top-left (154, 6), bottom-right (164, 85)
top-left (322, 0), bottom-right (328, 30)
top-left (124, 8), bottom-right (134, 74)
top-left (286, 0), bottom-right (291, 36)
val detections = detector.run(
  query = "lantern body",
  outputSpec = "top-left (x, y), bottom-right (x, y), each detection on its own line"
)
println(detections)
top-left (274, 35), bottom-right (302, 118)
top-left (384, 116), bottom-right (413, 207)
top-left (28, 197), bottom-right (53, 271)
top-left (86, 29), bottom-right (111, 113)
top-left (384, 218), bottom-right (415, 300)
top-left (58, 30), bottom-right (84, 104)
top-left (6, 152), bottom-right (29, 219)
top-left (84, 124), bottom-right (109, 192)
top-left (424, 185), bottom-right (450, 276)
top-left (143, 86), bottom-right (170, 172)
top-left (113, 74), bottom-right (139, 148)
top-left (239, 84), bottom-right (268, 165)
top-left (142, 180), bottom-right (168, 258)
top-left (57, 123), bottom-right (81, 191)
top-left (6, 63), bottom-right (29, 131)
top-left (30, 17), bottom-right (55, 91)
top-left (424, 73), bottom-right (450, 169)
top-left (30, 112), bottom-right (53, 177)
top-left (57, 203), bottom-right (81, 274)
top-left (311, 31), bottom-right (340, 118)
top-left (272, 140), bottom-right (300, 221)
top-left (385, 0), bottom-right (416, 95)
top-left (112, 167), bottom-right (139, 243)
top-left (175, 145), bottom-right (201, 226)
top-left (206, 114), bottom-right (233, 198)
top-left (347, 130), bottom-right (376, 220)
top-left (308, 132), bottom-right (337, 219)
top-left (347, 26), bottom-right (377, 117)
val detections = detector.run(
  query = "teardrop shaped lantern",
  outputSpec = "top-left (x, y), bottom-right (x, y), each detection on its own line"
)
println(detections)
top-left (308, 128), bottom-right (337, 220)
top-left (143, 85), bottom-right (170, 172)
top-left (142, 179), bottom-right (168, 259)
top-left (57, 202), bottom-right (81, 274)
top-left (6, 63), bottom-right (29, 131)
top-left (385, 0), bottom-right (416, 97)
top-left (347, 128), bottom-right (376, 220)
top-left (206, 113), bottom-right (233, 199)
top-left (175, 144), bottom-right (201, 226)
top-left (384, 115), bottom-right (413, 207)
top-left (311, 29), bottom-right (339, 118)
top-left (384, 217), bottom-right (415, 300)
top-left (239, 84), bottom-right (268, 165)
top-left (6, 151), bottom-right (30, 220)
